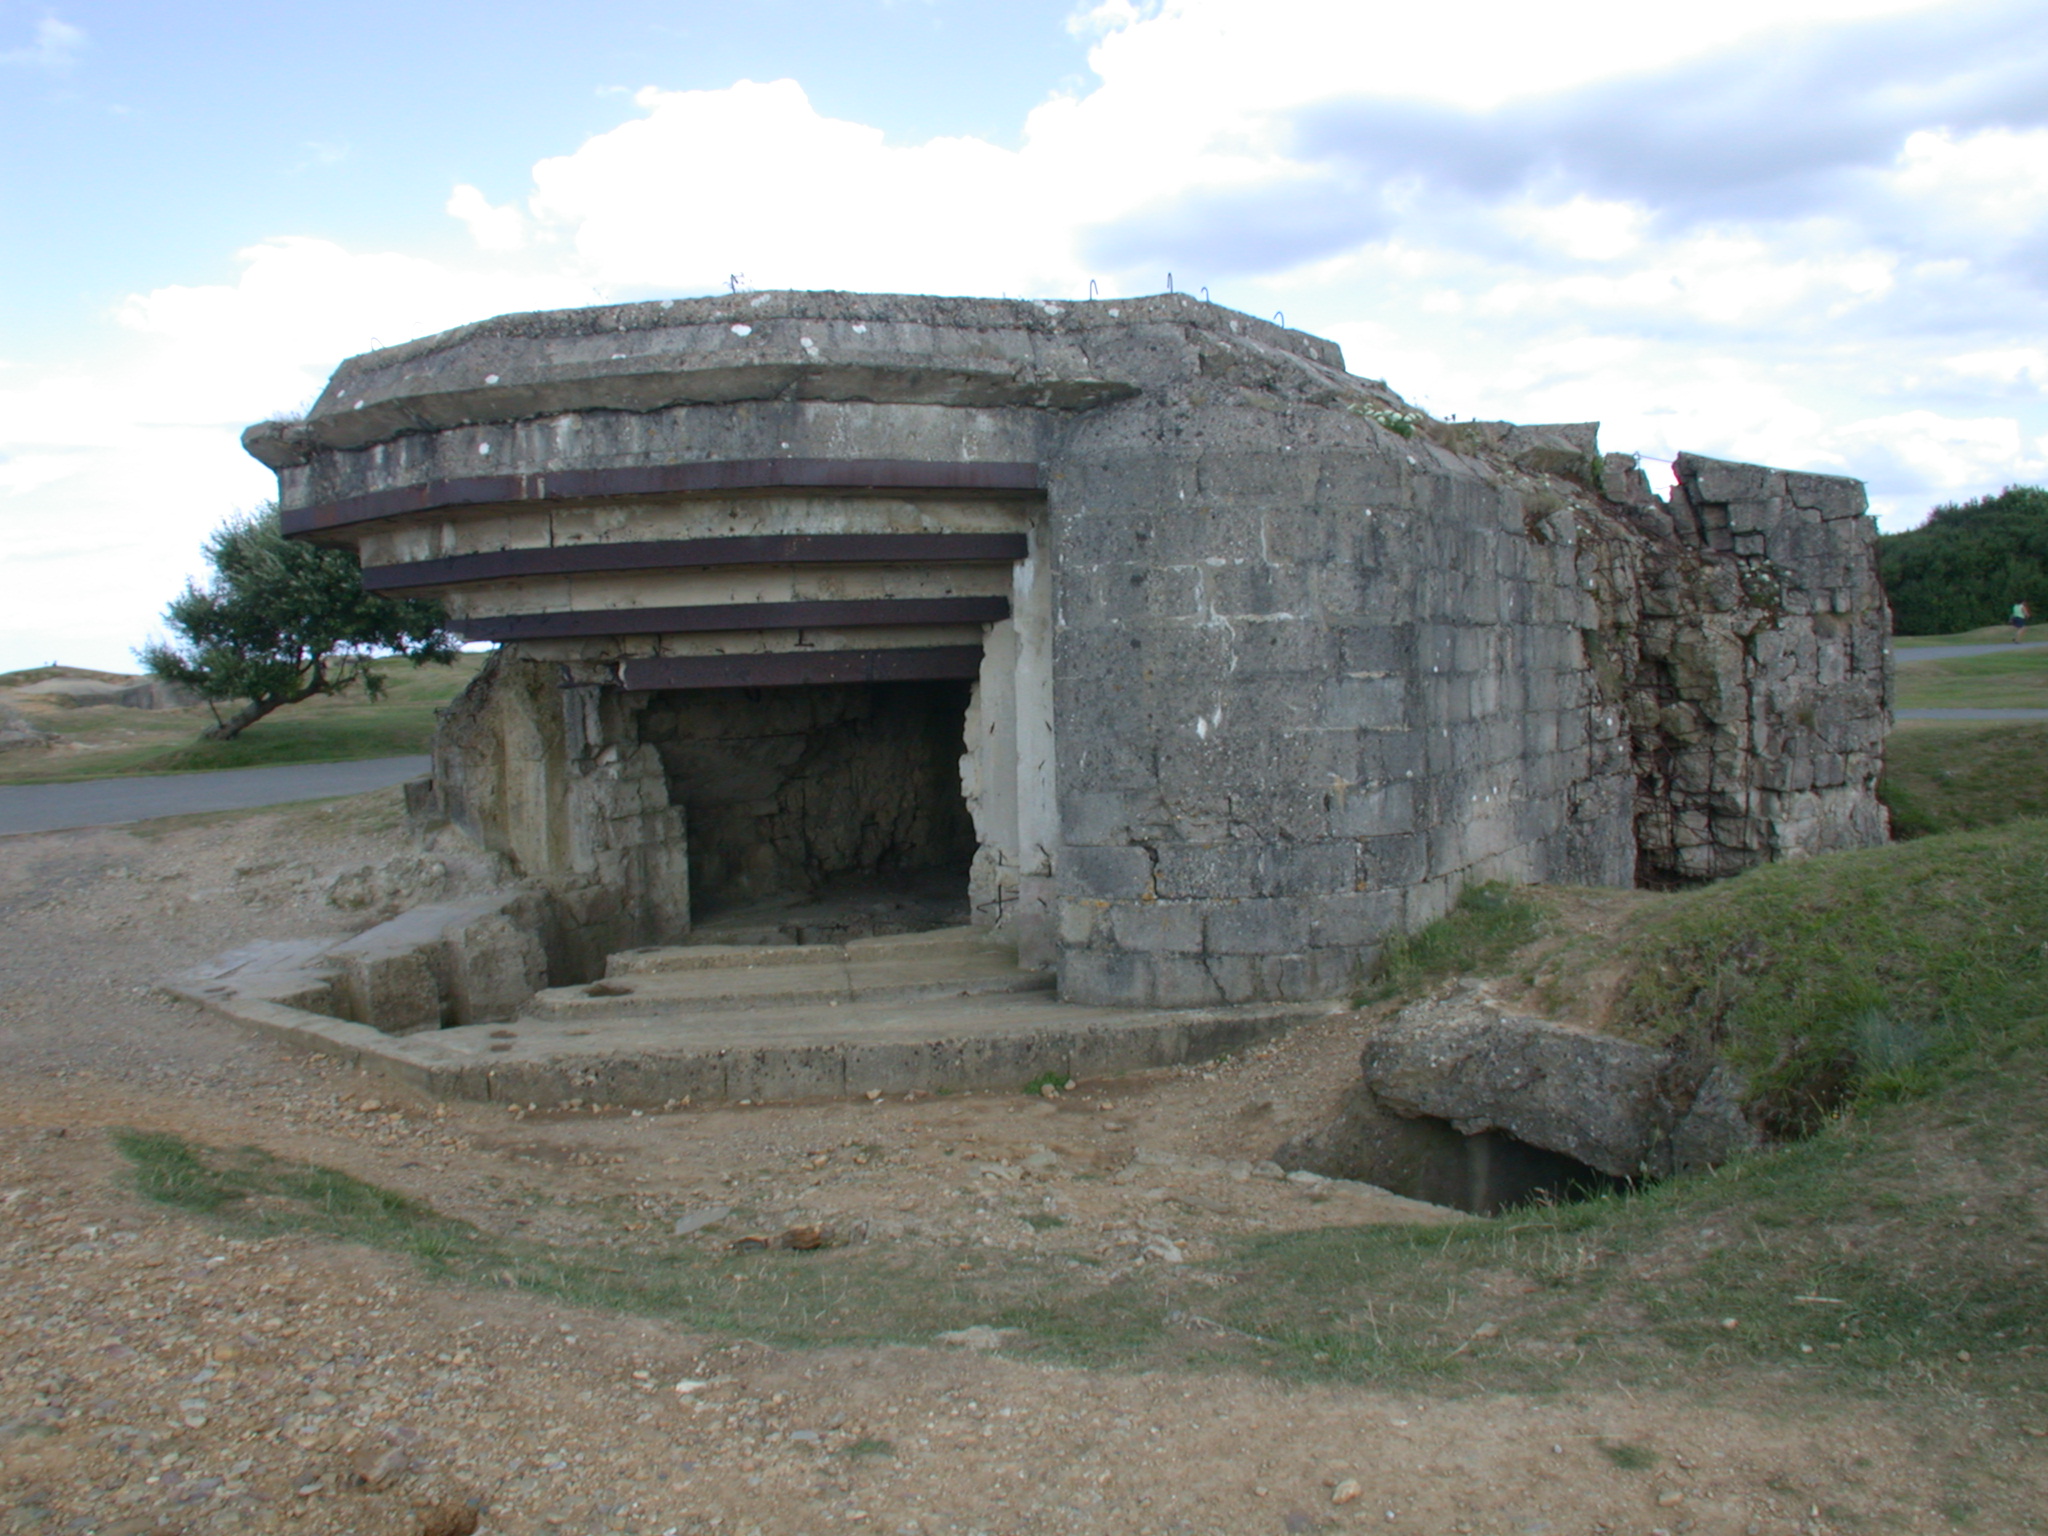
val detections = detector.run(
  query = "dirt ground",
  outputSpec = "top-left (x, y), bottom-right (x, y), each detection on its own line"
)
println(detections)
top-left (1, 792), bottom-right (2037, 1535)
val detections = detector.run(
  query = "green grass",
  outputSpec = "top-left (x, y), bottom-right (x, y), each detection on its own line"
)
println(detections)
top-left (114, 1059), bottom-right (2048, 1402)
top-left (1357, 881), bottom-right (1542, 1003)
top-left (1598, 820), bottom-right (2048, 1135)
top-left (1894, 646), bottom-right (2048, 710)
top-left (1600, 1443), bottom-right (1659, 1471)
top-left (0, 654), bottom-right (482, 785)
top-left (1882, 723), bottom-right (2048, 837)
top-left (1893, 625), bottom-right (2040, 647)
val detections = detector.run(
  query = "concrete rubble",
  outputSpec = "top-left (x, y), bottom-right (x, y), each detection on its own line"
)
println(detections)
top-left (1280, 985), bottom-right (1763, 1207)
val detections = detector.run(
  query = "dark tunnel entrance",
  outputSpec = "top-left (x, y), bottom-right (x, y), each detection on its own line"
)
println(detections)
top-left (636, 678), bottom-right (977, 944)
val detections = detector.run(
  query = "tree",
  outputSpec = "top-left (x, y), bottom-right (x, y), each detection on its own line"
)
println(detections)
top-left (1876, 485), bottom-right (2048, 636)
top-left (141, 505), bottom-right (456, 741)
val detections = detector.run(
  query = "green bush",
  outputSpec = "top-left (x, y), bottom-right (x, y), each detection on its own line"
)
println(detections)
top-left (1877, 485), bottom-right (2048, 637)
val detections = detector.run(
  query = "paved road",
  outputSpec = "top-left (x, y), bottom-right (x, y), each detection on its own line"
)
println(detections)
top-left (1893, 641), bottom-right (2048, 662)
top-left (0, 755), bottom-right (430, 837)
top-left (1895, 708), bottom-right (2048, 721)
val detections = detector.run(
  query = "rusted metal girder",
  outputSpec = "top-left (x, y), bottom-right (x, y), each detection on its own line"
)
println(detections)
top-left (616, 645), bottom-right (985, 690)
top-left (452, 595), bottom-right (1011, 644)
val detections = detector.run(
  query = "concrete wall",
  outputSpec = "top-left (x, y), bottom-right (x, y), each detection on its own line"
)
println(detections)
top-left (1043, 393), bottom-right (1635, 1007)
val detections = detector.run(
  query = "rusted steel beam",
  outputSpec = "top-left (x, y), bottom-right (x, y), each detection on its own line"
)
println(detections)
top-left (359, 532), bottom-right (1029, 592)
top-left (617, 646), bottom-right (985, 690)
top-left (451, 595), bottom-right (1010, 643)
top-left (281, 458), bottom-right (1044, 539)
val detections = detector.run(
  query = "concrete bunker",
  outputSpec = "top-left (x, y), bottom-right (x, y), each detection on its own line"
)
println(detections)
top-left (243, 289), bottom-right (1891, 1024)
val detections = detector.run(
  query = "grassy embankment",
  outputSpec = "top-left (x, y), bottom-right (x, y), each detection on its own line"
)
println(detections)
top-left (1884, 628), bottom-right (2048, 834)
top-left (1894, 646), bottom-right (2048, 711)
top-left (0, 654), bottom-right (484, 785)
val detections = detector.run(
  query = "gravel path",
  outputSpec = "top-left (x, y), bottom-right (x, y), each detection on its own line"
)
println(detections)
top-left (1892, 641), bottom-right (2048, 661)
top-left (0, 756), bottom-right (429, 836)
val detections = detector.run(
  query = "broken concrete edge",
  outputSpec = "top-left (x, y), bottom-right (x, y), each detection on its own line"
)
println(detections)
top-left (165, 986), bottom-right (1343, 1109)
top-left (1286, 984), bottom-right (1764, 1188)
top-left (171, 887), bottom-right (557, 1037)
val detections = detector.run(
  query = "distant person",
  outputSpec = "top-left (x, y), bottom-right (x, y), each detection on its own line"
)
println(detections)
top-left (2013, 600), bottom-right (2033, 642)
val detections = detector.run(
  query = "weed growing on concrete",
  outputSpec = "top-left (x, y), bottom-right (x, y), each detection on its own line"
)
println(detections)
top-left (1358, 882), bottom-right (1542, 1004)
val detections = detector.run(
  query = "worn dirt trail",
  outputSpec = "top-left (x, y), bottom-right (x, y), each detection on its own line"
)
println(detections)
top-left (0, 794), bottom-right (2032, 1535)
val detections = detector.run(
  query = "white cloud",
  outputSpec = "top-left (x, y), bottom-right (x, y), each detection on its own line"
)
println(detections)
top-left (6, 0), bottom-right (2047, 667)
top-left (448, 184), bottom-right (527, 252)
top-left (526, 80), bottom-right (1066, 296)
top-left (0, 239), bottom-right (586, 670)
top-left (1827, 408), bottom-right (2048, 509)
top-left (1, 15), bottom-right (85, 71)
top-left (1892, 127), bottom-right (2048, 229)
top-left (1941, 346), bottom-right (2048, 388)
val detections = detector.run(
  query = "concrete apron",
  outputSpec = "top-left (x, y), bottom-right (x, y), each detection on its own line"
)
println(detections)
top-left (175, 927), bottom-right (1340, 1107)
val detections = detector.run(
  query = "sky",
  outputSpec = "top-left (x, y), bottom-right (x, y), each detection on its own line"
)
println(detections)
top-left (2, 0), bottom-right (2045, 672)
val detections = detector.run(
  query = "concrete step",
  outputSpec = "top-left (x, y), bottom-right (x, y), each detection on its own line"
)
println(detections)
top-left (528, 928), bottom-right (1052, 1021)
top-left (606, 924), bottom-right (993, 977)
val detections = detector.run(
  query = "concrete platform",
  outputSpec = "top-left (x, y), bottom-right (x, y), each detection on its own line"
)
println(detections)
top-left (173, 923), bottom-right (1342, 1106)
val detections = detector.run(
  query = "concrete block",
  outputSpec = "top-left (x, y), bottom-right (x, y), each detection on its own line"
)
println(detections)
top-left (1108, 901), bottom-right (1204, 953)
top-left (1306, 890), bottom-right (1404, 948)
top-left (1258, 842), bottom-right (1363, 896)
top-left (1320, 675), bottom-right (1407, 730)
top-left (1060, 790), bottom-right (1143, 845)
top-left (1059, 843), bottom-right (1155, 900)
top-left (1151, 842), bottom-right (1263, 899)
top-left (1337, 625), bottom-right (1415, 675)
top-left (1058, 946), bottom-right (1147, 1008)
top-left (1058, 899), bottom-right (1103, 946)
top-left (1205, 899), bottom-right (1309, 955)
top-left (1143, 954), bottom-right (1228, 1007)
top-left (1366, 833), bottom-right (1427, 888)
top-left (336, 948), bottom-right (444, 1035)
top-left (1196, 953), bottom-right (1264, 1003)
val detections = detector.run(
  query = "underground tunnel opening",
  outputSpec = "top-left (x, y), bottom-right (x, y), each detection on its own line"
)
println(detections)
top-left (1282, 1105), bottom-right (1629, 1216)
top-left (637, 677), bottom-right (979, 945)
